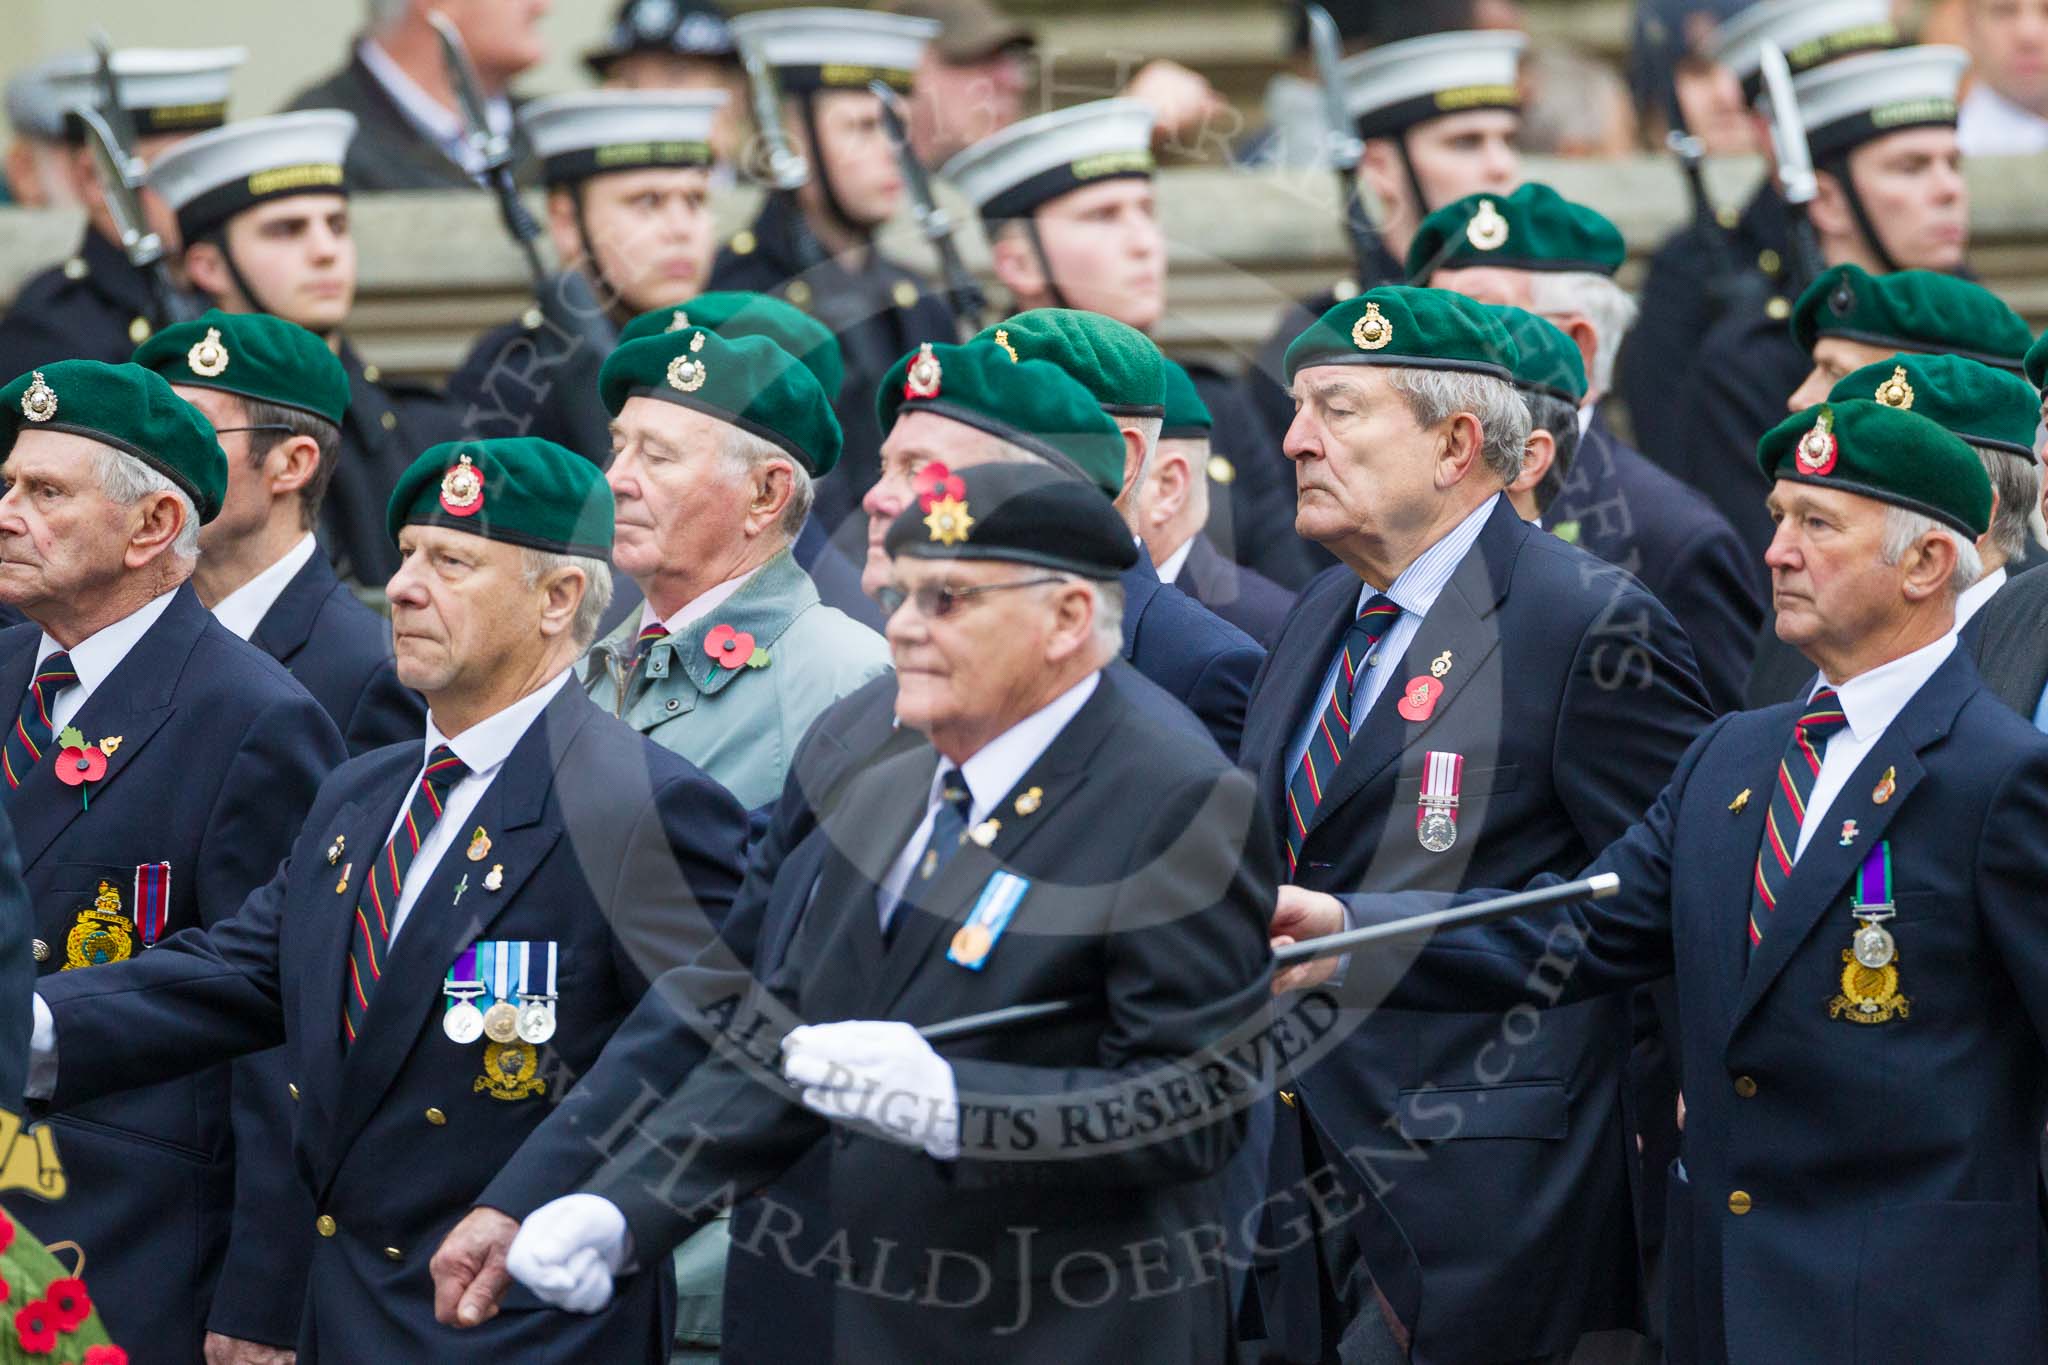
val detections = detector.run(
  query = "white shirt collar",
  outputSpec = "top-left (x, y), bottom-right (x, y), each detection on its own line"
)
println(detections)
top-left (210, 535), bottom-right (319, 642)
top-left (1575, 403), bottom-right (1594, 438)
top-left (640, 565), bottom-right (762, 637)
top-left (1811, 631), bottom-right (1956, 744)
top-left (1357, 493), bottom-right (1500, 619)
top-left (35, 588), bottom-right (179, 693)
top-left (1954, 564), bottom-right (2007, 631)
top-left (424, 668), bottom-right (573, 781)
top-left (934, 672), bottom-right (1099, 825)
top-left (1156, 535), bottom-right (1196, 586)
top-left (357, 37), bottom-right (511, 170)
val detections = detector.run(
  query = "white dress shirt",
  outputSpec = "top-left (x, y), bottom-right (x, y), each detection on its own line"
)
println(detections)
top-left (1284, 494), bottom-right (1500, 781)
top-left (209, 535), bottom-right (319, 642)
top-left (1954, 564), bottom-right (2007, 633)
top-left (1156, 535), bottom-right (1196, 587)
top-left (356, 37), bottom-right (512, 179)
top-left (639, 565), bottom-right (761, 638)
top-left (874, 672), bottom-right (1099, 924)
top-left (33, 589), bottom-right (179, 734)
top-left (1794, 632), bottom-right (1956, 860)
top-left (1958, 84), bottom-right (2048, 157)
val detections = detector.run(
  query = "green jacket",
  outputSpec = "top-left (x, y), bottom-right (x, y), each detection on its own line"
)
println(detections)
top-left (583, 549), bottom-right (891, 809)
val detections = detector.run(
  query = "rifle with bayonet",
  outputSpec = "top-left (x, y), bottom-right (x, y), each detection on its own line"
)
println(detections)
top-left (1303, 2), bottom-right (1401, 290)
top-left (1651, 22), bottom-right (1766, 325)
top-left (870, 79), bottom-right (987, 335)
top-left (80, 33), bottom-right (200, 330)
top-left (1756, 40), bottom-right (1825, 297)
top-left (428, 10), bottom-right (617, 462)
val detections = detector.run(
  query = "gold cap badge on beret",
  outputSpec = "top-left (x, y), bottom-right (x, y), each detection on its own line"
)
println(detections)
top-left (993, 329), bottom-right (1019, 363)
top-left (187, 326), bottom-right (230, 378)
top-left (666, 331), bottom-right (708, 393)
top-left (1352, 302), bottom-right (1392, 352)
top-left (1466, 199), bottom-right (1509, 251)
top-left (20, 371), bottom-right (56, 423)
top-left (439, 451), bottom-right (485, 518)
top-left (905, 342), bottom-right (943, 399)
top-left (924, 492), bottom-right (973, 545)
top-left (1797, 408), bottom-right (1839, 475)
top-left (1875, 365), bottom-right (1915, 410)
top-left (664, 310), bottom-right (690, 333)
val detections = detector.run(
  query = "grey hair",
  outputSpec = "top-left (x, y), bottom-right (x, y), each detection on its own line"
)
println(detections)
top-left (719, 425), bottom-right (813, 541)
top-left (1526, 271), bottom-right (1638, 398)
top-left (1384, 368), bottom-right (1531, 486)
top-left (1879, 505), bottom-right (1982, 593)
top-left (1521, 390), bottom-right (1582, 516)
top-left (91, 446), bottom-right (199, 561)
top-left (1969, 443), bottom-right (2042, 566)
top-left (520, 548), bottom-right (615, 647)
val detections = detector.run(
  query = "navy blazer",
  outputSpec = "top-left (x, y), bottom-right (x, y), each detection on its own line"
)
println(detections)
top-left (1239, 499), bottom-right (1713, 1363)
top-left (37, 680), bottom-right (748, 1363)
top-left (252, 551), bottom-right (425, 756)
top-left (1175, 533), bottom-right (1294, 648)
top-left (1548, 411), bottom-right (1765, 715)
top-left (1352, 649), bottom-right (2048, 1365)
top-left (481, 666), bottom-right (1276, 1363)
top-left (1, 586), bottom-right (345, 1360)
top-left (1121, 555), bottom-right (1263, 761)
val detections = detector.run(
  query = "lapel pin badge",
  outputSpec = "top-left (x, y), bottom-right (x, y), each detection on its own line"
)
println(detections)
top-left (453, 873), bottom-right (470, 907)
top-left (967, 818), bottom-right (1001, 848)
top-left (1429, 650), bottom-right (1454, 679)
top-left (1014, 786), bottom-right (1042, 817)
top-left (484, 863), bottom-right (504, 892)
top-left (467, 826), bottom-right (492, 862)
top-left (1729, 788), bottom-right (1751, 814)
top-left (1396, 675), bottom-right (1443, 723)
top-left (334, 862), bottom-right (351, 896)
top-left (326, 834), bottom-right (345, 866)
top-left (1839, 818), bottom-right (1859, 847)
top-left (1872, 766), bottom-right (1896, 805)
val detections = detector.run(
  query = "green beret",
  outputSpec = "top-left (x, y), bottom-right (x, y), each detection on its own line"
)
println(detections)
top-left (1160, 358), bottom-right (1212, 439)
top-left (876, 341), bottom-right (1128, 498)
top-left (884, 461), bottom-right (1137, 581)
top-left (1791, 265), bottom-right (2032, 370)
top-left (387, 437), bottom-right (614, 556)
top-left (1285, 285), bottom-right (1517, 383)
top-left (2026, 331), bottom-right (2048, 394)
top-left (1484, 305), bottom-right (1587, 406)
top-left (599, 327), bottom-right (843, 477)
top-left (0, 360), bottom-right (227, 523)
top-left (132, 309), bottom-right (351, 427)
top-left (1406, 183), bottom-right (1627, 281)
top-left (616, 291), bottom-right (844, 400)
top-left (1757, 400), bottom-right (1990, 539)
top-left (1829, 353), bottom-right (2039, 460)
top-left (968, 308), bottom-right (1165, 416)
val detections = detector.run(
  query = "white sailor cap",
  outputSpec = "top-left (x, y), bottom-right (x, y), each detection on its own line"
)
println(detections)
top-left (147, 110), bottom-right (356, 243)
top-left (1713, 0), bottom-right (1896, 101)
top-left (6, 56), bottom-right (88, 142)
top-left (522, 90), bottom-right (728, 185)
top-left (1339, 30), bottom-right (1528, 141)
top-left (941, 99), bottom-right (1155, 223)
top-left (42, 46), bottom-right (245, 139)
top-left (728, 7), bottom-right (939, 93)
top-left (1763, 44), bottom-right (1967, 162)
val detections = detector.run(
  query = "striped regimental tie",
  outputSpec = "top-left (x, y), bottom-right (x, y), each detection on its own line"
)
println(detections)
top-left (343, 744), bottom-right (469, 1045)
top-left (1282, 596), bottom-right (1400, 875)
top-left (1747, 688), bottom-right (1849, 952)
top-left (2, 651), bottom-right (75, 790)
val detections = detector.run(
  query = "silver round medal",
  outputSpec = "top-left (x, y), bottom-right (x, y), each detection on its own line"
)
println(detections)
top-left (443, 998), bottom-right (485, 1044)
top-left (516, 998), bottom-right (556, 1046)
top-left (1418, 809), bottom-right (1458, 853)
top-left (1852, 923), bottom-right (1896, 969)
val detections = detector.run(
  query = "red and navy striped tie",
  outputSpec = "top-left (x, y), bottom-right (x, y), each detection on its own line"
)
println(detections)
top-left (3, 651), bottom-right (75, 790)
top-left (343, 744), bottom-right (468, 1045)
top-left (631, 622), bottom-right (669, 672)
top-left (1747, 688), bottom-right (1848, 952)
top-left (1283, 596), bottom-right (1400, 875)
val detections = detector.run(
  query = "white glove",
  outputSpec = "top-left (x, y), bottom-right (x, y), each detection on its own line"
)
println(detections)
top-left (505, 1194), bottom-right (631, 1314)
top-left (782, 1020), bottom-right (960, 1160)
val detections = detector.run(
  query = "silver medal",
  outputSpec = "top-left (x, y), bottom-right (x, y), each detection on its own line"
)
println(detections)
top-left (1852, 922), bottom-right (1896, 969)
top-left (1418, 808), bottom-right (1458, 853)
top-left (443, 996), bottom-right (485, 1044)
top-left (516, 997), bottom-right (556, 1045)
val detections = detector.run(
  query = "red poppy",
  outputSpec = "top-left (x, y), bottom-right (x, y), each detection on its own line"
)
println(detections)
top-left (54, 746), bottom-right (106, 788)
top-left (915, 461), bottom-right (965, 513)
top-left (42, 1279), bottom-right (87, 1332)
top-left (702, 625), bottom-right (756, 671)
top-left (0, 1276), bottom-right (10, 1303)
top-left (0, 1207), bottom-right (15, 1253)
top-left (84, 1347), bottom-right (128, 1365)
top-left (15, 1300), bottom-right (54, 1353)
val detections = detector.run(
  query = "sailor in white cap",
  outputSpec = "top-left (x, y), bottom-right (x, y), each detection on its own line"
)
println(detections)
top-left (1231, 27), bottom-right (1528, 589)
top-left (1618, 0), bottom-right (1898, 469)
top-left (709, 7), bottom-right (959, 536)
top-left (3, 56), bottom-right (82, 210)
top-left (444, 89), bottom-right (727, 494)
top-left (0, 46), bottom-right (242, 376)
top-left (1667, 42), bottom-right (1970, 557)
top-left (147, 108), bottom-right (467, 590)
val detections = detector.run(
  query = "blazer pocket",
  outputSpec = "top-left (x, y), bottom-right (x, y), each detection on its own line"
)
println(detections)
top-left (1390, 764), bottom-right (1521, 803)
top-left (1855, 1200), bottom-right (2041, 1363)
top-left (1394, 1078), bottom-right (1567, 1141)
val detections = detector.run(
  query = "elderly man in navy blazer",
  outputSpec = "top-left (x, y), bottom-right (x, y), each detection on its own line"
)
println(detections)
top-left (1244, 288), bottom-right (1713, 1363)
top-left (135, 310), bottom-right (424, 754)
top-left (27, 437), bottom-right (749, 1362)
top-left (1281, 400), bottom-right (2048, 1365)
top-left (0, 360), bottom-right (347, 1365)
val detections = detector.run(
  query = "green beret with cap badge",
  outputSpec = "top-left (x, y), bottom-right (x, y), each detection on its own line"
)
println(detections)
top-left (1791, 265), bottom-right (2031, 370)
top-left (1406, 183), bottom-right (1627, 282)
top-left (0, 359), bottom-right (227, 523)
top-left (617, 290), bottom-right (844, 400)
top-left (599, 326), bottom-right (843, 477)
top-left (387, 436), bottom-right (615, 556)
top-left (968, 308), bottom-right (1165, 416)
top-left (1285, 284), bottom-right (1518, 383)
top-left (1757, 399), bottom-right (1990, 539)
top-left (133, 308), bottom-right (350, 427)
top-left (1828, 353), bottom-right (2039, 460)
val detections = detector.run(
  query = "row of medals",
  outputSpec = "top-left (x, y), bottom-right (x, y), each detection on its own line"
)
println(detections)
top-left (444, 984), bottom-right (556, 1047)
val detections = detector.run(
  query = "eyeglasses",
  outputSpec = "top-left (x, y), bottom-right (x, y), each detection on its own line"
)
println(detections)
top-left (877, 575), bottom-right (1064, 620)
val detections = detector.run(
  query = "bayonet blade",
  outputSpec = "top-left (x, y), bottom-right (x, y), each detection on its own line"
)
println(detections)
top-left (1305, 3), bottom-right (1364, 173)
top-left (1757, 42), bottom-right (1816, 207)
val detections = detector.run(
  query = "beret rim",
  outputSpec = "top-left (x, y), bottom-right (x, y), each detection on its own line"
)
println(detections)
top-left (400, 512), bottom-right (612, 560)
top-left (1771, 472), bottom-right (1981, 539)
top-left (1285, 351), bottom-right (1514, 383)
top-left (1812, 326), bottom-right (2027, 374)
top-left (890, 541), bottom-right (1128, 580)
